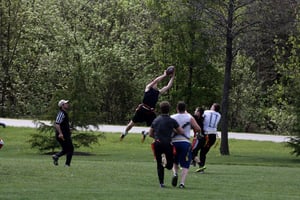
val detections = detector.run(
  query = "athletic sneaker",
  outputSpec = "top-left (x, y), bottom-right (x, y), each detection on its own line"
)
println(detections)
top-left (191, 160), bottom-right (196, 167)
top-left (179, 184), bottom-right (185, 189)
top-left (160, 183), bottom-right (165, 188)
top-left (141, 131), bottom-right (148, 143)
top-left (120, 133), bottom-right (126, 141)
top-left (172, 174), bottom-right (178, 187)
top-left (195, 166), bottom-right (206, 173)
top-left (52, 155), bottom-right (58, 166)
top-left (161, 153), bottom-right (167, 167)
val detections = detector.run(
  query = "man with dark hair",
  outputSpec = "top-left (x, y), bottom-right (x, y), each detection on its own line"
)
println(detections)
top-left (191, 107), bottom-right (205, 166)
top-left (195, 103), bottom-right (221, 173)
top-left (120, 69), bottom-right (175, 142)
top-left (171, 101), bottom-right (201, 188)
top-left (52, 99), bottom-right (74, 167)
top-left (149, 101), bottom-right (184, 188)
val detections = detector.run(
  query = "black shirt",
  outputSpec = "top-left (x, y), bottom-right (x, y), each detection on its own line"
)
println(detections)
top-left (142, 87), bottom-right (160, 108)
top-left (151, 114), bottom-right (179, 143)
top-left (55, 109), bottom-right (71, 138)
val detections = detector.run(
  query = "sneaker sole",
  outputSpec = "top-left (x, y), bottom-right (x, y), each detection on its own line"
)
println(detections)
top-left (195, 166), bottom-right (206, 173)
top-left (172, 175), bottom-right (178, 187)
top-left (52, 156), bottom-right (58, 166)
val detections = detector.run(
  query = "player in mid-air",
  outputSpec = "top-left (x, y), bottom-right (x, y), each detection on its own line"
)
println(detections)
top-left (120, 66), bottom-right (175, 142)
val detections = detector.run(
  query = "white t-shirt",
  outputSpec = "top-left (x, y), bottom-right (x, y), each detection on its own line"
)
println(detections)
top-left (171, 113), bottom-right (192, 142)
top-left (203, 110), bottom-right (221, 133)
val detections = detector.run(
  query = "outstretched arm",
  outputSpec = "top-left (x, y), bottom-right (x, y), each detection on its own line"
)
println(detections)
top-left (145, 71), bottom-right (167, 91)
top-left (159, 71), bottom-right (175, 94)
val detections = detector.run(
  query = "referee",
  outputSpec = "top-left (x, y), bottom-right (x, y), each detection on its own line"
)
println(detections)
top-left (52, 99), bottom-right (74, 167)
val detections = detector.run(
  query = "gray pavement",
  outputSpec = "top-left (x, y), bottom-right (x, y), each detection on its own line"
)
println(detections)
top-left (0, 117), bottom-right (290, 143)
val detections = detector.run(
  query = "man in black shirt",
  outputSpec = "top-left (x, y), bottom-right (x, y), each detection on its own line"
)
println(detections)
top-left (52, 99), bottom-right (74, 167)
top-left (120, 68), bottom-right (175, 142)
top-left (149, 101), bottom-right (184, 188)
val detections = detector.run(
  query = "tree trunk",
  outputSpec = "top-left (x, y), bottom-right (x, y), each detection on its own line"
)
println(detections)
top-left (220, 0), bottom-right (234, 155)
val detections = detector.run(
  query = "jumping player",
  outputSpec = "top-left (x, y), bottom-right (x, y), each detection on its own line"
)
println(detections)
top-left (120, 68), bottom-right (175, 142)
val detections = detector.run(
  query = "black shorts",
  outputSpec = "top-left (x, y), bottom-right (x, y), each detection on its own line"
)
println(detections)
top-left (132, 106), bottom-right (156, 126)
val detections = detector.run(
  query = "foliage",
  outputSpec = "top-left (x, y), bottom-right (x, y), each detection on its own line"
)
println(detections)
top-left (229, 54), bottom-right (263, 132)
top-left (147, 0), bottom-right (223, 110)
top-left (1, 0), bottom-right (300, 140)
top-left (274, 30), bottom-right (300, 155)
top-left (27, 121), bottom-right (104, 153)
top-left (286, 137), bottom-right (300, 157)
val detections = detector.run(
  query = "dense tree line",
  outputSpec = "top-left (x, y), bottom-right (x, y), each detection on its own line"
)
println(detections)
top-left (1, 0), bottom-right (300, 155)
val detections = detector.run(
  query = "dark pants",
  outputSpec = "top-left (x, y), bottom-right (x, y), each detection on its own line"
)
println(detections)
top-left (55, 137), bottom-right (74, 166)
top-left (192, 134), bottom-right (216, 167)
top-left (153, 140), bottom-right (174, 184)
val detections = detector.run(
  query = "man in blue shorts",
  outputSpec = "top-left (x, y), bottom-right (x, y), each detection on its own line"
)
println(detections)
top-left (171, 101), bottom-right (201, 188)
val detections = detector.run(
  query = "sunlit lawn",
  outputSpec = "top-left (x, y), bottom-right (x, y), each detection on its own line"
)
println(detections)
top-left (0, 127), bottom-right (299, 200)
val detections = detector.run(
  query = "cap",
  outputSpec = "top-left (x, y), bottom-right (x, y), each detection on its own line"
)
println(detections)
top-left (58, 99), bottom-right (69, 107)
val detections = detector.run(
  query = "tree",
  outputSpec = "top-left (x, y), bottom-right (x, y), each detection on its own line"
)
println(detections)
top-left (0, 0), bottom-right (27, 116)
top-left (275, 31), bottom-right (300, 156)
top-left (146, 0), bottom-right (223, 111)
top-left (240, 0), bottom-right (299, 134)
top-left (197, 0), bottom-right (260, 155)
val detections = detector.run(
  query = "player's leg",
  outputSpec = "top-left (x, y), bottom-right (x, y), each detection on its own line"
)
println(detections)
top-left (196, 135), bottom-right (216, 172)
top-left (154, 142), bottom-right (165, 187)
top-left (120, 120), bottom-right (135, 140)
top-left (141, 111), bottom-right (156, 143)
top-left (178, 142), bottom-right (191, 188)
top-left (191, 138), bottom-right (200, 166)
top-left (172, 142), bottom-right (180, 187)
top-left (65, 139), bottom-right (74, 166)
top-left (121, 107), bottom-right (145, 141)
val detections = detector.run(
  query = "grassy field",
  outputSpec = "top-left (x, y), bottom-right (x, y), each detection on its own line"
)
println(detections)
top-left (0, 127), bottom-right (299, 200)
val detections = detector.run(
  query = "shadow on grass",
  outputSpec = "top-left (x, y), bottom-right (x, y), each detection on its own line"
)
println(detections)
top-left (44, 151), bottom-right (96, 156)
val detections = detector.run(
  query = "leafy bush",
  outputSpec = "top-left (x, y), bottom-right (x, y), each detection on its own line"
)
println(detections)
top-left (286, 136), bottom-right (300, 156)
top-left (28, 121), bottom-right (105, 153)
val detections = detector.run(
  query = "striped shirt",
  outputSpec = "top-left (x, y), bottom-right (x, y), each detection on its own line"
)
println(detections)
top-left (55, 109), bottom-right (70, 137)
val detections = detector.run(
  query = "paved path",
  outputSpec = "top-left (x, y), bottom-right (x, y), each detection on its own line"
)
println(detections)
top-left (0, 118), bottom-right (290, 143)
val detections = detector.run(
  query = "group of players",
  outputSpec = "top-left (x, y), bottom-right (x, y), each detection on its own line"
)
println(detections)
top-left (119, 67), bottom-right (221, 188)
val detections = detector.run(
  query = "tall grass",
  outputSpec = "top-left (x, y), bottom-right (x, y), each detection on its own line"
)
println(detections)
top-left (0, 127), bottom-right (299, 200)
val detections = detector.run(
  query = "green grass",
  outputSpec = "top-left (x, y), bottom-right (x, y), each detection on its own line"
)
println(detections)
top-left (0, 127), bottom-right (299, 200)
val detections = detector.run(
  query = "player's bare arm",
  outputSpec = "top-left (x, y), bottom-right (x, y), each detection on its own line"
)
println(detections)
top-left (149, 127), bottom-right (155, 138)
top-left (55, 124), bottom-right (64, 141)
top-left (173, 126), bottom-right (184, 135)
top-left (145, 72), bottom-right (167, 92)
top-left (190, 117), bottom-right (201, 134)
top-left (159, 71), bottom-right (175, 94)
